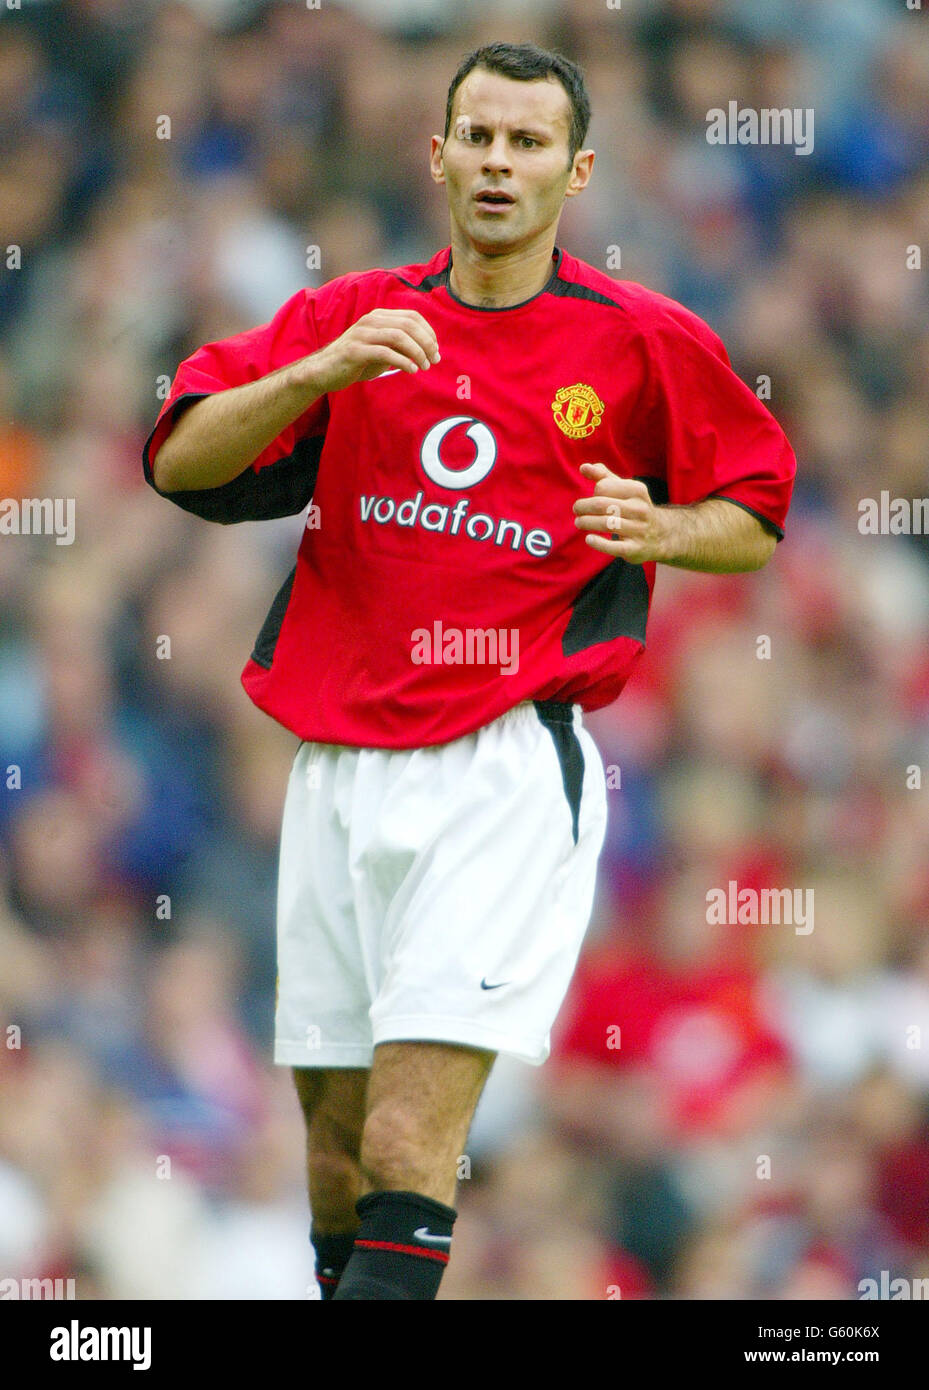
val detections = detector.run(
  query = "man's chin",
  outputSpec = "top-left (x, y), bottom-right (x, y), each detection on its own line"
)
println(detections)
top-left (461, 215), bottom-right (527, 255)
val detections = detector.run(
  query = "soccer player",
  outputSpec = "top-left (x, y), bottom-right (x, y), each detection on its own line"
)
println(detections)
top-left (143, 42), bottom-right (796, 1300)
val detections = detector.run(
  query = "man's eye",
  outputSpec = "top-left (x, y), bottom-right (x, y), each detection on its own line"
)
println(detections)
top-left (519, 137), bottom-right (537, 148)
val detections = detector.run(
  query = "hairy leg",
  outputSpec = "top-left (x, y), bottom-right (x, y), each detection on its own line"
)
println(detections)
top-left (360, 1041), bottom-right (495, 1207)
top-left (293, 1067), bottom-right (369, 1234)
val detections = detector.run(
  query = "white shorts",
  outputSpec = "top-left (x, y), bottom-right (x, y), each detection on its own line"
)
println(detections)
top-left (273, 700), bottom-right (607, 1068)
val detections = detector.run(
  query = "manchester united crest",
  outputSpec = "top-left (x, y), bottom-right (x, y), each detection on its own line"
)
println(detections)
top-left (551, 383), bottom-right (605, 439)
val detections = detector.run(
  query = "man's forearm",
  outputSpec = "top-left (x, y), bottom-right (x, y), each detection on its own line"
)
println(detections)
top-left (151, 357), bottom-right (326, 494)
top-left (655, 497), bottom-right (777, 572)
top-left (150, 308), bottom-right (443, 496)
top-left (574, 464), bottom-right (780, 571)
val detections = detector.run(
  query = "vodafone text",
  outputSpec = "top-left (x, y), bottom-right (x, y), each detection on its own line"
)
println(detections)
top-left (359, 491), bottom-right (552, 557)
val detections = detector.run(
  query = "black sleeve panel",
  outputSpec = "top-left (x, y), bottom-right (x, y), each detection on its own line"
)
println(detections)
top-left (142, 392), bottom-right (325, 525)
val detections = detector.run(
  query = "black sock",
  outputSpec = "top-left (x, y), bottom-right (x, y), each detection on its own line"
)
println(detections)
top-left (331, 1190), bottom-right (457, 1301)
top-left (311, 1230), bottom-right (358, 1301)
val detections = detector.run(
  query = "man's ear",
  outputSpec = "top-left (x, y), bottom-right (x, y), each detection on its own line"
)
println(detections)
top-left (430, 134), bottom-right (446, 185)
top-left (565, 149), bottom-right (595, 199)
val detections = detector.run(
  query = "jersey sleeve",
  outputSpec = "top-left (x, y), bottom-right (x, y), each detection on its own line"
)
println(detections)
top-left (633, 300), bottom-right (796, 539)
top-left (142, 288), bottom-right (329, 524)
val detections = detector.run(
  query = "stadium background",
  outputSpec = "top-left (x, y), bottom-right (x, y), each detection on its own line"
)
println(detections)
top-left (1, 0), bottom-right (928, 1300)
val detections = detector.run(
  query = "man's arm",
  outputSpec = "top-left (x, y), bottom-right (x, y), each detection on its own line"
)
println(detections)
top-left (152, 309), bottom-right (441, 494)
top-left (573, 463), bottom-right (778, 572)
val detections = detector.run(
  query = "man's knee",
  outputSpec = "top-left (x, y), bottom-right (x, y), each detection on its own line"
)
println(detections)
top-left (360, 1101), bottom-right (440, 1192)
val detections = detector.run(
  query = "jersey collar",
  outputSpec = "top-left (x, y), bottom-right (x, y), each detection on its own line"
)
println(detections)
top-left (442, 246), bottom-right (565, 312)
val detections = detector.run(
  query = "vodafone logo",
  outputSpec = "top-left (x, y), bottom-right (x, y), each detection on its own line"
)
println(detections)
top-left (420, 415), bottom-right (496, 490)
top-left (356, 412), bottom-right (552, 558)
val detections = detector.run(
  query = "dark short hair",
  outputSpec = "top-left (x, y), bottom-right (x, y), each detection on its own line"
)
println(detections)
top-left (444, 42), bottom-right (591, 163)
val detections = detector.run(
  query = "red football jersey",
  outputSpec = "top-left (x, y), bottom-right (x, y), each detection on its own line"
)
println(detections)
top-left (144, 246), bottom-right (796, 748)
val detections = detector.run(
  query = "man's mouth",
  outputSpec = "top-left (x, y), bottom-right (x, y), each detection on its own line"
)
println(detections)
top-left (474, 189), bottom-right (516, 211)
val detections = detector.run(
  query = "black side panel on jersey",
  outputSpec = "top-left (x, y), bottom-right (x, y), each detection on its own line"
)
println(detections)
top-left (563, 476), bottom-right (666, 654)
top-left (563, 559), bottom-right (650, 654)
top-left (251, 566), bottom-right (297, 669)
top-left (143, 392), bottom-right (325, 524)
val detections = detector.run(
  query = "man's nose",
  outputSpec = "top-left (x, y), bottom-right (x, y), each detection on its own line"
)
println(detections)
top-left (482, 134), bottom-right (512, 173)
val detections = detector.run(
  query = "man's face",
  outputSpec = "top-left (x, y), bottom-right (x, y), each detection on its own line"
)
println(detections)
top-left (430, 69), bottom-right (593, 255)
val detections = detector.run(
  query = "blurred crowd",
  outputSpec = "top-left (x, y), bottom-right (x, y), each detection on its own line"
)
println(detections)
top-left (1, 0), bottom-right (929, 1300)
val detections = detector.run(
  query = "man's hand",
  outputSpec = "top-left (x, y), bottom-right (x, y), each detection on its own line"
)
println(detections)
top-left (573, 462), bottom-right (778, 573)
top-left (297, 309), bottom-right (441, 395)
top-left (153, 309), bottom-right (440, 494)
top-left (573, 463), bottom-right (669, 563)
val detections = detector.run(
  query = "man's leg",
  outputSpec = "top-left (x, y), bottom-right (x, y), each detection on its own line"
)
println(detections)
top-left (332, 1040), bottom-right (495, 1301)
top-left (294, 1067), bottom-right (369, 1299)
